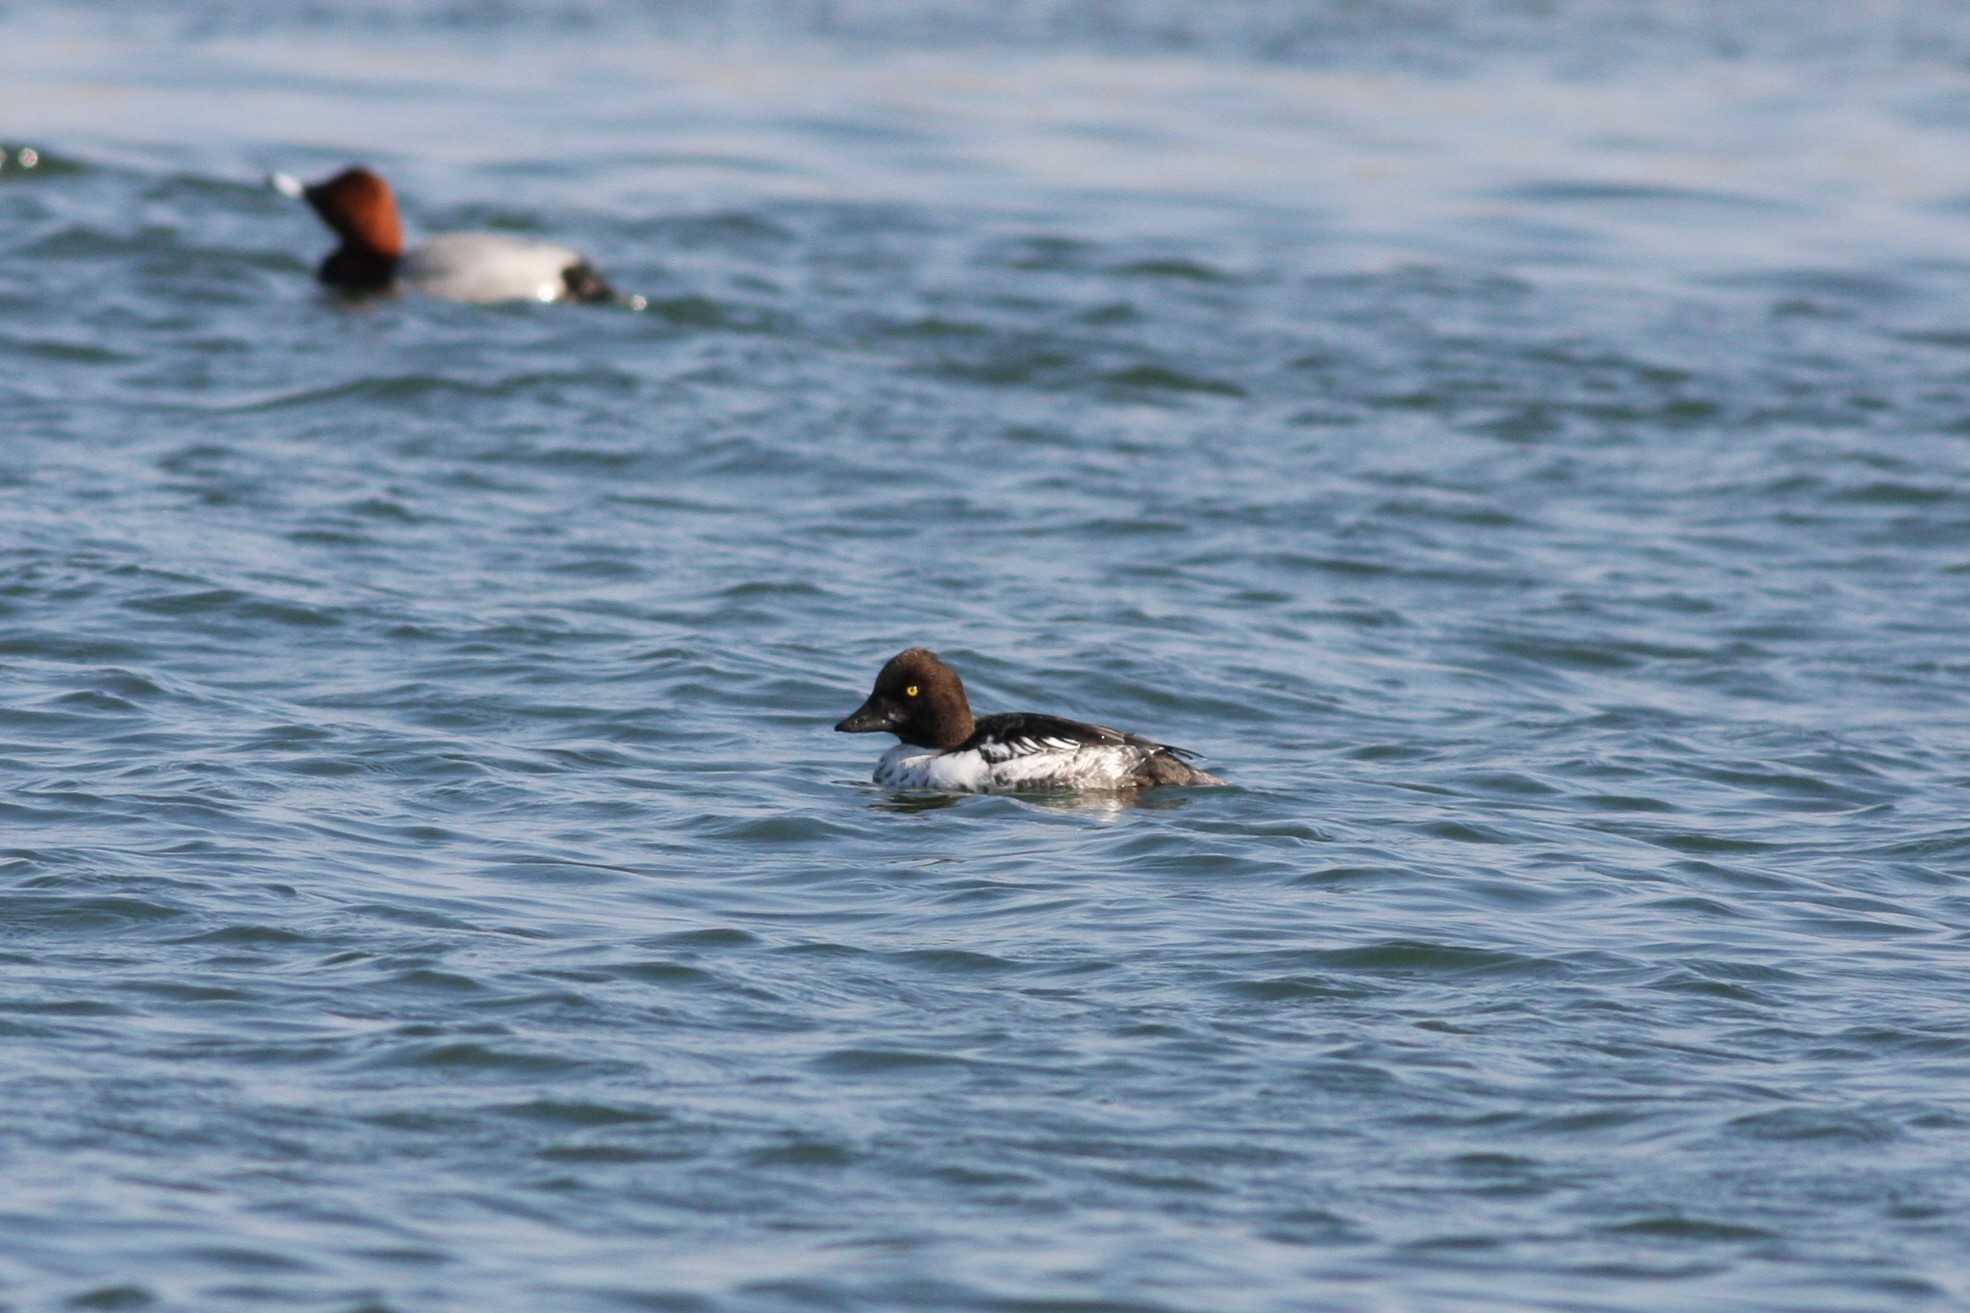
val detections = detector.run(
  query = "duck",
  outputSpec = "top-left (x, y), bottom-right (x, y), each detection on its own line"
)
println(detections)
top-left (289, 165), bottom-right (617, 304)
top-left (835, 648), bottom-right (1226, 793)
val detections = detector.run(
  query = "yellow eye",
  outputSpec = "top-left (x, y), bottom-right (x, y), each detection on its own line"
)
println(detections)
top-left (905, 685), bottom-right (919, 697)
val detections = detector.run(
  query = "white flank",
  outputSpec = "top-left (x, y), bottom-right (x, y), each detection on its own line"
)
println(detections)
top-left (398, 232), bottom-right (585, 304)
top-left (873, 742), bottom-right (1154, 793)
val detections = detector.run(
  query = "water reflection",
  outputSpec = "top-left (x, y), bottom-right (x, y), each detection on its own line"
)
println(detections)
top-left (869, 788), bottom-right (1194, 818)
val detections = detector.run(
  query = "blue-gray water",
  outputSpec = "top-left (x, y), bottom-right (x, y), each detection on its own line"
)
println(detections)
top-left (7, 4), bottom-right (1970, 1310)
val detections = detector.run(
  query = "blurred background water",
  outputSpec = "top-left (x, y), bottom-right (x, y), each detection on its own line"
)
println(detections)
top-left (6, 3), bottom-right (1970, 1310)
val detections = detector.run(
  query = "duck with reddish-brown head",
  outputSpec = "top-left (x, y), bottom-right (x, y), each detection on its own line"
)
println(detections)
top-left (298, 165), bottom-right (616, 304)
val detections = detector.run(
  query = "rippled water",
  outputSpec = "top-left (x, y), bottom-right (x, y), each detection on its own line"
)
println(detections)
top-left (7, 4), bottom-right (1970, 1310)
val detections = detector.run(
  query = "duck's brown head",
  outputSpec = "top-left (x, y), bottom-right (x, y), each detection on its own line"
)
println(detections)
top-left (834, 648), bottom-right (975, 750)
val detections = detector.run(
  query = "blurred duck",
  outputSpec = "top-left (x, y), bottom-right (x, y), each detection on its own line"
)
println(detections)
top-left (285, 165), bottom-right (616, 304)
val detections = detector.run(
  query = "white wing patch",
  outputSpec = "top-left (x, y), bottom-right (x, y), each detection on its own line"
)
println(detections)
top-left (979, 734), bottom-right (1085, 763)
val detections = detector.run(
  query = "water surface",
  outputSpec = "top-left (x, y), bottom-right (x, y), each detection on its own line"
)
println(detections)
top-left (5, 5), bottom-right (1970, 1311)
